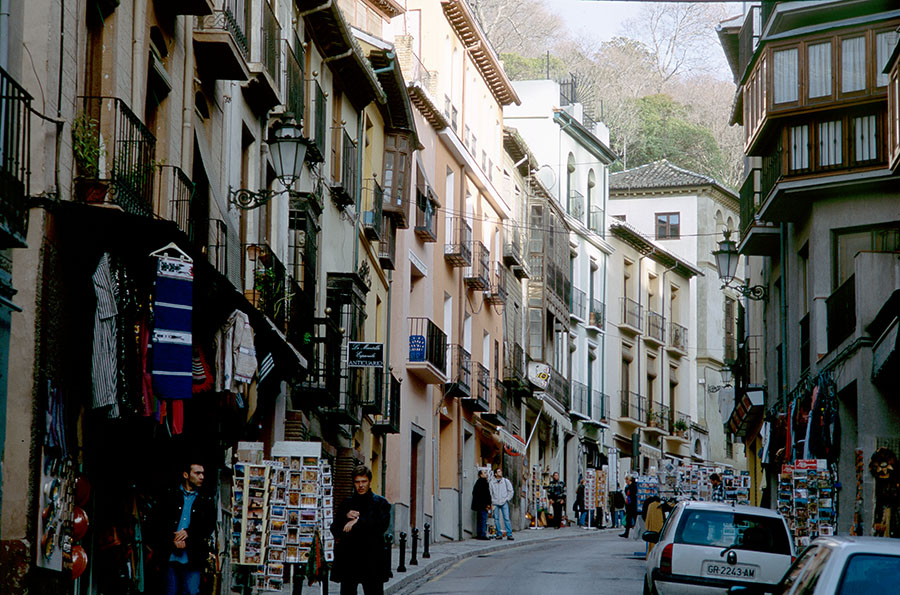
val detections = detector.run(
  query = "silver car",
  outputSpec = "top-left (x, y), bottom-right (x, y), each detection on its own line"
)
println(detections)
top-left (642, 501), bottom-right (795, 595)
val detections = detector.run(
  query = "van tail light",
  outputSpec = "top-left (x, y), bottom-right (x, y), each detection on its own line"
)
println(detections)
top-left (660, 544), bottom-right (674, 574)
top-left (792, 556), bottom-right (796, 563)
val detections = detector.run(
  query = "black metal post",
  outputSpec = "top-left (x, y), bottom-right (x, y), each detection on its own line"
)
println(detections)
top-left (423, 523), bottom-right (431, 558)
top-left (397, 531), bottom-right (407, 573)
top-left (410, 527), bottom-right (419, 566)
top-left (384, 533), bottom-right (394, 580)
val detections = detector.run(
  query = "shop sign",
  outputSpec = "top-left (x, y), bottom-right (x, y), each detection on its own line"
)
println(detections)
top-left (347, 342), bottom-right (383, 367)
top-left (527, 362), bottom-right (551, 389)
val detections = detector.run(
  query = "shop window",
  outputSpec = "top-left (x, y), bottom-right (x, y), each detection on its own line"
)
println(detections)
top-left (656, 212), bottom-right (680, 240)
top-left (773, 47), bottom-right (798, 104)
top-left (808, 41), bottom-right (832, 99)
top-left (841, 36), bottom-right (866, 93)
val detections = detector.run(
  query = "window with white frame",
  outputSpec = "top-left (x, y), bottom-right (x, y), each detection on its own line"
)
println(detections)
top-left (841, 36), bottom-right (866, 93)
top-left (876, 31), bottom-right (900, 88)
top-left (818, 120), bottom-right (842, 167)
top-left (773, 47), bottom-right (799, 104)
top-left (789, 124), bottom-right (810, 170)
top-left (853, 114), bottom-right (878, 162)
top-left (808, 41), bottom-right (832, 98)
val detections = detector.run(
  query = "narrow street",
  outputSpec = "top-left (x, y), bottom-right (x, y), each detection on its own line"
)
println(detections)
top-left (403, 531), bottom-right (647, 595)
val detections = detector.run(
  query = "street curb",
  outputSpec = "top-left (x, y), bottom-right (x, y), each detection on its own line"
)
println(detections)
top-left (385, 528), bottom-right (620, 595)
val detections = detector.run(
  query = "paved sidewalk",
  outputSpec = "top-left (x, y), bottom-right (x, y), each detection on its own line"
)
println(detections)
top-left (282, 526), bottom-right (627, 594)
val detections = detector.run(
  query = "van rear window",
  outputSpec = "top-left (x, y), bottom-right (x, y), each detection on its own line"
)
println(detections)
top-left (674, 510), bottom-right (792, 555)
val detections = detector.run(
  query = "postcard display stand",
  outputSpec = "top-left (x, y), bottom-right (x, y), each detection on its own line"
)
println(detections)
top-left (778, 459), bottom-right (835, 549)
top-left (584, 469), bottom-right (597, 525)
top-left (231, 441), bottom-right (334, 592)
top-left (635, 476), bottom-right (659, 509)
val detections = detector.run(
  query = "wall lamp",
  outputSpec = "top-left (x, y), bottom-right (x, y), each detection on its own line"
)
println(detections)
top-left (713, 230), bottom-right (767, 301)
top-left (229, 113), bottom-right (308, 210)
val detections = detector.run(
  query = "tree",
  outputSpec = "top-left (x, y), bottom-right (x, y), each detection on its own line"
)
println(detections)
top-left (468, 0), bottom-right (564, 56)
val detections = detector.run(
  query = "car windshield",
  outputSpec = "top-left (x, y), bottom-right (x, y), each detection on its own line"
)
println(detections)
top-left (674, 509), bottom-right (791, 555)
top-left (837, 553), bottom-right (900, 594)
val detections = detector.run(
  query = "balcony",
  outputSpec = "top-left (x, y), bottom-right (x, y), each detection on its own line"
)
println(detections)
top-left (737, 4), bottom-right (760, 80)
top-left (75, 96), bottom-right (156, 216)
top-left (465, 241), bottom-right (490, 290)
top-left (204, 218), bottom-right (230, 279)
top-left (445, 344), bottom-right (472, 398)
top-left (295, 317), bottom-right (342, 407)
top-left (244, 0), bottom-right (281, 112)
top-left (359, 366), bottom-right (385, 415)
top-left (619, 390), bottom-right (647, 427)
top-left (285, 275), bottom-right (314, 355)
top-left (154, 165), bottom-right (194, 235)
top-left (0, 66), bottom-right (32, 248)
top-left (244, 243), bottom-right (288, 331)
top-left (361, 182), bottom-right (384, 241)
top-left (323, 370), bottom-right (363, 426)
top-left (799, 312), bottom-right (811, 374)
top-left (284, 37), bottom-right (304, 122)
top-left (444, 217), bottom-right (472, 267)
top-left (667, 321), bottom-right (688, 356)
top-left (738, 167), bottom-right (779, 256)
top-left (407, 317), bottom-right (447, 384)
top-left (591, 390), bottom-right (610, 425)
top-left (463, 362), bottom-right (491, 412)
top-left (481, 383), bottom-right (508, 427)
top-left (330, 130), bottom-right (357, 208)
top-left (570, 286), bottom-right (587, 322)
top-left (305, 80), bottom-right (327, 164)
top-left (484, 261), bottom-right (507, 305)
top-left (589, 206), bottom-right (604, 237)
top-left (645, 404), bottom-right (669, 436)
top-left (414, 186), bottom-right (438, 242)
top-left (588, 299), bottom-right (605, 331)
top-left (619, 297), bottom-right (643, 334)
top-left (646, 311), bottom-right (666, 346)
top-left (827, 274), bottom-right (856, 353)
top-left (503, 219), bottom-right (528, 277)
top-left (503, 341), bottom-right (526, 386)
top-left (443, 95), bottom-right (459, 133)
top-left (377, 217), bottom-right (397, 270)
top-left (193, 0), bottom-right (251, 81)
top-left (569, 380), bottom-right (590, 420)
top-left (667, 411), bottom-right (691, 442)
top-left (372, 373), bottom-right (401, 434)
top-left (547, 366), bottom-right (570, 411)
top-left (401, 47), bottom-right (437, 97)
top-left (568, 189), bottom-right (585, 221)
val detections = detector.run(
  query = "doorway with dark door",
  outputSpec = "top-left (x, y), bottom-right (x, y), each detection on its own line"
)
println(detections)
top-left (410, 425), bottom-right (426, 531)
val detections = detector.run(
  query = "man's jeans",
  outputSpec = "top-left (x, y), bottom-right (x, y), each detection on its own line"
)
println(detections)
top-left (477, 509), bottom-right (489, 538)
top-left (493, 501), bottom-right (512, 536)
top-left (578, 511), bottom-right (588, 526)
top-left (165, 563), bottom-right (201, 595)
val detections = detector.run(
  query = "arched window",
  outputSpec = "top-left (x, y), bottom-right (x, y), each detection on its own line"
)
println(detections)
top-left (587, 169), bottom-right (597, 232)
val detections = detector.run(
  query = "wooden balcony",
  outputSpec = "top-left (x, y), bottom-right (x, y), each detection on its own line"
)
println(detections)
top-left (193, 0), bottom-right (251, 81)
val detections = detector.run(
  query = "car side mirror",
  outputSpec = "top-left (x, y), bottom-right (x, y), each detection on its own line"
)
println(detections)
top-left (642, 531), bottom-right (659, 543)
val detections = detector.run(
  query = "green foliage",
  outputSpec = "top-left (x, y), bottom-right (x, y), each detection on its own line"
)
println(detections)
top-left (500, 53), bottom-right (568, 82)
top-left (71, 112), bottom-right (105, 178)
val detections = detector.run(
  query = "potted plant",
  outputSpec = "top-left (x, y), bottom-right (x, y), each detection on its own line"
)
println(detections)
top-left (674, 418), bottom-right (689, 436)
top-left (72, 112), bottom-right (108, 203)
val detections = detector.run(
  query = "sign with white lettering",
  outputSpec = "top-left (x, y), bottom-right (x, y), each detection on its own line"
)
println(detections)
top-left (347, 342), bottom-right (384, 368)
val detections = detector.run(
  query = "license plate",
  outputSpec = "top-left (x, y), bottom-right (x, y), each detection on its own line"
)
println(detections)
top-left (703, 561), bottom-right (759, 579)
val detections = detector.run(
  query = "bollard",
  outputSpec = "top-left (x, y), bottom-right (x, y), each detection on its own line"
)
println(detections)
top-left (410, 527), bottom-right (419, 565)
top-left (423, 523), bottom-right (431, 558)
top-left (384, 533), bottom-right (394, 580)
top-left (397, 532), bottom-right (407, 573)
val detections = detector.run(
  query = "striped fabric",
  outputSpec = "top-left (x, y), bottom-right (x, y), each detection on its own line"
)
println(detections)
top-left (151, 257), bottom-right (194, 399)
top-left (91, 253), bottom-right (120, 418)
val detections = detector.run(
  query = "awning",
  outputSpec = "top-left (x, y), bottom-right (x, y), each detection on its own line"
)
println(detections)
top-left (873, 316), bottom-right (900, 385)
top-left (728, 388), bottom-right (765, 438)
top-left (539, 393), bottom-right (573, 434)
top-left (499, 428), bottom-right (526, 455)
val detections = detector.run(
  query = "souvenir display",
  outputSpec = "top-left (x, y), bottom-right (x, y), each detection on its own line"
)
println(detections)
top-left (230, 462), bottom-right (272, 566)
top-left (778, 459), bottom-right (835, 548)
top-left (635, 475), bottom-right (659, 509)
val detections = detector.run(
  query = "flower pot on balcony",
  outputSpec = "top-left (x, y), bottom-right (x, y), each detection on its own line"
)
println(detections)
top-left (75, 178), bottom-right (109, 204)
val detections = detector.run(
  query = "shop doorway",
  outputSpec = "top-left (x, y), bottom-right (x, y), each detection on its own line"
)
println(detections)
top-left (462, 424), bottom-right (475, 537)
top-left (410, 424), bottom-right (425, 530)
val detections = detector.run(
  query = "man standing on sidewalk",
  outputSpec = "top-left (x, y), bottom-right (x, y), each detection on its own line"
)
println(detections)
top-left (547, 472), bottom-right (566, 528)
top-left (619, 476), bottom-right (638, 538)
top-left (489, 467), bottom-right (515, 540)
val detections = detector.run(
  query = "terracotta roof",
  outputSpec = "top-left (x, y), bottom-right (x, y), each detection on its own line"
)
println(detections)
top-left (610, 159), bottom-right (724, 191)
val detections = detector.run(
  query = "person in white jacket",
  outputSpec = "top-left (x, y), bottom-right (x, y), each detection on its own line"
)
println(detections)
top-left (489, 467), bottom-right (515, 540)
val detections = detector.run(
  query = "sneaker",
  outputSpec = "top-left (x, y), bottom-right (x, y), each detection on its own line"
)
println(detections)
top-left (507, 535), bottom-right (514, 541)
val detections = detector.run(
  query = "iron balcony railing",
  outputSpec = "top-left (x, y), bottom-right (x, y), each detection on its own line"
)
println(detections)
top-left (827, 274), bottom-right (856, 352)
top-left (559, 75), bottom-right (576, 106)
top-left (205, 218), bottom-right (229, 278)
top-left (670, 321), bottom-right (688, 352)
top-left (408, 317), bottom-right (447, 373)
top-left (760, 140), bottom-right (782, 205)
top-left (503, 341), bottom-right (525, 383)
top-left (285, 275), bottom-right (314, 356)
top-left (650, 403), bottom-right (671, 433)
top-left (372, 373), bottom-right (401, 434)
top-left (570, 380), bottom-right (589, 417)
top-left (621, 297), bottom-right (643, 330)
top-left (485, 261), bottom-right (507, 305)
top-left (359, 366), bottom-right (385, 415)
top-left (570, 286), bottom-right (587, 321)
top-left (738, 4), bottom-right (761, 79)
top-left (568, 189), bottom-right (584, 220)
top-left (740, 168), bottom-right (761, 238)
top-left (77, 96), bottom-right (157, 216)
top-left (447, 344), bottom-right (472, 395)
top-left (199, 0), bottom-right (250, 59)
top-left (589, 299), bottom-right (605, 329)
top-left (444, 217), bottom-right (472, 266)
top-left (244, 242), bottom-right (288, 330)
top-left (589, 206), bottom-right (604, 236)
top-left (592, 390), bottom-right (609, 422)
top-left (673, 411), bottom-right (691, 439)
top-left (548, 366), bottom-right (570, 411)
top-left (285, 36), bottom-right (304, 120)
top-left (288, 197), bottom-right (319, 293)
top-left (329, 367), bottom-right (363, 426)
top-left (405, 50), bottom-right (435, 96)
top-left (306, 80), bottom-right (327, 162)
top-left (465, 241), bottom-right (490, 290)
top-left (443, 95), bottom-right (458, 132)
top-left (503, 219), bottom-right (525, 268)
top-left (296, 316), bottom-right (342, 405)
top-left (620, 390), bottom-right (646, 423)
top-left (474, 362), bottom-right (491, 409)
top-left (362, 181), bottom-right (384, 241)
top-left (155, 164), bottom-right (194, 235)
top-left (377, 216), bottom-right (396, 270)
top-left (260, 0), bottom-right (280, 91)
top-left (414, 187), bottom-right (437, 242)
top-left (331, 129), bottom-right (357, 208)
top-left (647, 311), bottom-right (665, 342)
top-left (0, 65), bottom-right (32, 247)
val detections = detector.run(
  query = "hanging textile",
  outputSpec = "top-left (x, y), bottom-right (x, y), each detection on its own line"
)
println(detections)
top-left (215, 309), bottom-right (257, 392)
top-left (91, 252), bottom-right (120, 419)
top-left (150, 256), bottom-right (194, 400)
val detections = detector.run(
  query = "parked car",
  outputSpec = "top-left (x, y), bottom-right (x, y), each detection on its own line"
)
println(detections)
top-left (642, 501), bottom-right (795, 595)
top-left (728, 535), bottom-right (900, 594)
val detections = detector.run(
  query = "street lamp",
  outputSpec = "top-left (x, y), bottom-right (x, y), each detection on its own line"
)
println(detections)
top-left (713, 230), bottom-right (767, 301)
top-left (229, 113), bottom-right (308, 210)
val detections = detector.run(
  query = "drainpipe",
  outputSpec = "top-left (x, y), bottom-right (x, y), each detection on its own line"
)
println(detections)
top-left (382, 269), bottom-right (393, 497)
top-left (353, 112), bottom-right (363, 272)
top-left (779, 223), bottom-right (789, 410)
top-left (181, 15), bottom-right (194, 173)
top-left (131, 0), bottom-right (147, 109)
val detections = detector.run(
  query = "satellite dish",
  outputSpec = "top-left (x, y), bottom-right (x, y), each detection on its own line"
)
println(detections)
top-left (535, 164), bottom-right (556, 191)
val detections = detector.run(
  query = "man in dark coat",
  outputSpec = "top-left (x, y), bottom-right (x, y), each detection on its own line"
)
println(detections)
top-left (330, 465), bottom-right (391, 595)
top-left (619, 475), bottom-right (639, 538)
top-left (158, 461), bottom-right (215, 595)
top-left (471, 469), bottom-right (491, 539)
top-left (547, 472), bottom-right (566, 528)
